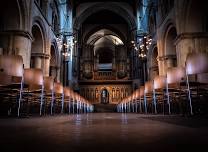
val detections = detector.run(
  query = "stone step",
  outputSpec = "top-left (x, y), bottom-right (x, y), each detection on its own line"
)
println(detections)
top-left (93, 104), bottom-right (117, 113)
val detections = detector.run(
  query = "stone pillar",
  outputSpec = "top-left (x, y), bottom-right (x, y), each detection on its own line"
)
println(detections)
top-left (0, 30), bottom-right (32, 68)
top-left (158, 55), bottom-right (176, 75)
top-left (56, 66), bottom-right (61, 83)
top-left (14, 35), bottom-right (32, 68)
top-left (158, 57), bottom-right (165, 76)
top-left (165, 55), bottom-right (176, 68)
top-left (175, 33), bottom-right (208, 67)
top-left (34, 56), bottom-right (42, 69)
top-left (44, 57), bottom-right (50, 76)
top-left (31, 53), bottom-right (50, 76)
top-left (149, 66), bottom-right (159, 80)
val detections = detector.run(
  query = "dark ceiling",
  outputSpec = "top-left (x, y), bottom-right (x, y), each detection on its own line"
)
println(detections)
top-left (83, 10), bottom-right (127, 24)
top-left (70, 0), bottom-right (136, 7)
top-left (69, 0), bottom-right (137, 15)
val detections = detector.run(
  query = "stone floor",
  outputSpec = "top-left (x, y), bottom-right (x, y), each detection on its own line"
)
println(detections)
top-left (0, 113), bottom-right (208, 152)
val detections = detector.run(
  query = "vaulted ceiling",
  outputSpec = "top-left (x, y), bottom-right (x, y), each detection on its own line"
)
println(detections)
top-left (69, 0), bottom-right (138, 16)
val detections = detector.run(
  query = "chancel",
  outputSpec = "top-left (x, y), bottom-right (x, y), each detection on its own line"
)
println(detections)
top-left (0, 0), bottom-right (208, 152)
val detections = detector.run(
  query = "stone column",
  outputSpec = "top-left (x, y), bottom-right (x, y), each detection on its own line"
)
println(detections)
top-left (149, 66), bottom-right (159, 80)
top-left (158, 55), bottom-right (176, 75)
top-left (158, 57), bottom-right (165, 76)
top-left (44, 57), bottom-right (50, 76)
top-left (175, 33), bottom-right (208, 67)
top-left (56, 66), bottom-right (61, 83)
top-left (0, 30), bottom-right (32, 68)
top-left (34, 56), bottom-right (42, 68)
top-left (31, 53), bottom-right (50, 75)
top-left (165, 55), bottom-right (176, 68)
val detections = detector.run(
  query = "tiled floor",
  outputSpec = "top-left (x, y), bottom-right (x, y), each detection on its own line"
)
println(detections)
top-left (0, 113), bottom-right (208, 152)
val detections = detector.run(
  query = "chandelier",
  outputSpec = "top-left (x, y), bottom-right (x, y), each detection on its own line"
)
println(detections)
top-left (132, 34), bottom-right (152, 58)
top-left (56, 33), bottom-right (76, 58)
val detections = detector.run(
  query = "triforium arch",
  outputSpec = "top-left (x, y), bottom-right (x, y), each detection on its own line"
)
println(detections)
top-left (164, 24), bottom-right (177, 69)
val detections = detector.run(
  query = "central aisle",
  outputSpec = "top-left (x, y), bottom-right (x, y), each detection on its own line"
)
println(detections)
top-left (0, 113), bottom-right (208, 152)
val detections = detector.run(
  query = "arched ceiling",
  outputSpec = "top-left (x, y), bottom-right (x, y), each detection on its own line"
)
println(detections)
top-left (69, 0), bottom-right (137, 16)
top-left (87, 29), bottom-right (124, 56)
top-left (87, 29), bottom-right (123, 45)
top-left (95, 35), bottom-right (123, 45)
top-left (73, 2), bottom-right (137, 31)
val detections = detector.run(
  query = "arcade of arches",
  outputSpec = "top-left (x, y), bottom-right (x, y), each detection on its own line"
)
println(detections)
top-left (0, 0), bottom-right (208, 110)
top-left (1, 1), bottom-right (208, 152)
top-left (0, 0), bottom-right (208, 111)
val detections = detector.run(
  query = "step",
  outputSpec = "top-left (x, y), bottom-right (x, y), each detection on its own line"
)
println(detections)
top-left (93, 104), bottom-right (117, 113)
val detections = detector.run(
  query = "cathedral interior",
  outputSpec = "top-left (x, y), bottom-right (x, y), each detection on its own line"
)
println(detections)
top-left (0, 0), bottom-right (208, 151)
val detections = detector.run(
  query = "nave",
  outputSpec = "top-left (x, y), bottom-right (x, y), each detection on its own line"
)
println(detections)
top-left (0, 113), bottom-right (208, 152)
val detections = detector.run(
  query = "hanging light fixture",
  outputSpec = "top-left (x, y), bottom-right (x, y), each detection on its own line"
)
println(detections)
top-left (137, 34), bottom-right (152, 58)
top-left (56, 32), bottom-right (76, 58)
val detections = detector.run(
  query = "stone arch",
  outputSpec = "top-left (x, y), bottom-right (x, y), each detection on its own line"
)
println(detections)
top-left (0, 0), bottom-right (28, 54)
top-left (185, 0), bottom-right (207, 32)
top-left (164, 24), bottom-right (177, 68)
top-left (148, 6), bottom-right (156, 34)
top-left (30, 22), bottom-right (45, 69)
top-left (52, 0), bottom-right (60, 35)
top-left (0, 1), bottom-right (20, 31)
top-left (0, 0), bottom-right (28, 30)
top-left (84, 25), bottom-right (127, 44)
top-left (73, 3), bottom-right (136, 31)
top-left (17, 0), bottom-right (28, 30)
top-left (175, 0), bottom-right (190, 34)
top-left (32, 16), bottom-right (47, 45)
